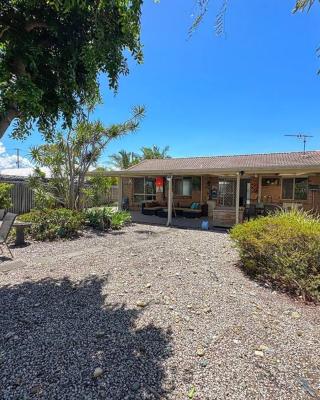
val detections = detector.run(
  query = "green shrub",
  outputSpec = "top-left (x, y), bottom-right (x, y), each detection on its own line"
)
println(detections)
top-left (109, 210), bottom-right (131, 230)
top-left (19, 208), bottom-right (85, 241)
top-left (33, 188), bottom-right (57, 210)
top-left (230, 210), bottom-right (320, 302)
top-left (0, 183), bottom-right (13, 209)
top-left (84, 207), bottom-right (113, 230)
top-left (85, 207), bottom-right (131, 230)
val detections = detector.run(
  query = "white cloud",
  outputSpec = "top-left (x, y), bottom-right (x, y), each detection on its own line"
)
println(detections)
top-left (0, 142), bottom-right (33, 172)
top-left (0, 142), bottom-right (53, 177)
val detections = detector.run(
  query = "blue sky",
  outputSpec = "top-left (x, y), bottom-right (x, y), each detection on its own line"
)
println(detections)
top-left (1, 0), bottom-right (320, 169)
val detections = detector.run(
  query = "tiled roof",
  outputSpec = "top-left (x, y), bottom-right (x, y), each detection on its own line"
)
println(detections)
top-left (123, 151), bottom-right (320, 173)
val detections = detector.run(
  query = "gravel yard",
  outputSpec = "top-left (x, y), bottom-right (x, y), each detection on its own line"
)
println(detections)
top-left (0, 224), bottom-right (319, 400)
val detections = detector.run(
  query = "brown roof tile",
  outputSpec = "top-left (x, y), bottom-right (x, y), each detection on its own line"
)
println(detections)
top-left (123, 151), bottom-right (320, 173)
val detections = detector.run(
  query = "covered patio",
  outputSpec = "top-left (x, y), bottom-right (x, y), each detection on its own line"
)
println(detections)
top-left (103, 151), bottom-right (320, 228)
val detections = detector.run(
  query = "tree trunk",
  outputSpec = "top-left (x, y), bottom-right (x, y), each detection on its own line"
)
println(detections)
top-left (0, 108), bottom-right (19, 138)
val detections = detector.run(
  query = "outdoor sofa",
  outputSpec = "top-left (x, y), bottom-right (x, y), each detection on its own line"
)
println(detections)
top-left (141, 201), bottom-right (164, 215)
top-left (142, 202), bottom-right (208, 218)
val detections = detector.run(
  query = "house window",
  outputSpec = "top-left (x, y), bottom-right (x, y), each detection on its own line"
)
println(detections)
top-left (173, 177), bottom-right (192, 196)
top-left (262, 178), bottom-right (280, 186)
top-left (133, 177), bottom-right (156, 202)
top-left (282, 177), bottom-right (308, 200)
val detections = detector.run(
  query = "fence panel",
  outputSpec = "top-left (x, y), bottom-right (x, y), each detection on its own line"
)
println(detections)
top-left (8, 183), bottom-right (35, 214)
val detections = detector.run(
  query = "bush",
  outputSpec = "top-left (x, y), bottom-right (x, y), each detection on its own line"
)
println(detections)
top-left (33, 188), bottom-right (57, 210)
top-left (109, 210), bottom-right (131, 230)
top-left (230, 210), bottom-right (320, 302)
top-left (0, 183), bottom-right (13, 209)
top-left (85, 207), bottom-right (131, 230)
top-left (84, 207), bottom-right (113, 230)
top-left (19, 208), bottom-right (85, 241)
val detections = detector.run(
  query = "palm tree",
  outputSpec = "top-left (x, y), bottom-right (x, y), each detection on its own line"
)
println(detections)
top-left (109, 150), bottom-right (141, 170)
top-left (140, 145), bottom-right (171, 159)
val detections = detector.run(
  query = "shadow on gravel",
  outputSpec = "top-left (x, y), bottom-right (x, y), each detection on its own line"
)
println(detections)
top-left (0, 276), bottom-right (172, 399)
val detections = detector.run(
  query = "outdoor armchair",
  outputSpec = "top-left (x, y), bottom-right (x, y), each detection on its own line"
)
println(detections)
top-left (0, 212), bottom-right (17, 258)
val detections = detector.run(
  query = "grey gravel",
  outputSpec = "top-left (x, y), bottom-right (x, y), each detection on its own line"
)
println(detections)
top-left (0, 224), bottom-right (319, 399)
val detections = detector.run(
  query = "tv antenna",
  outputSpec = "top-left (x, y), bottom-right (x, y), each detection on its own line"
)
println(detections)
top-left (284, 133), bottom-right (314, 154)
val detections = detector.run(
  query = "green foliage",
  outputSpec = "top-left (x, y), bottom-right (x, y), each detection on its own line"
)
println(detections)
top-left (19, 208), bottom-right (85, 241)
top-left (109, 145), bottom-right (171, 169)
top-left (188, 385), bottom-right (196, 400)
top-left (0, 0), bottom-right (143, 138)
top-left (85, 206), bottom-right (131, 230)
top-left (0, 182), bottom-right (12, 209)
top-left (190, 1), bottom-right (318, 37)
top-left (84, 206), bottom-right (113, 230)
top-left (140, 145), bottom-right (171, 160)
top-left (109, 150), bottom-right (141, 170)
top-left (109, 210), bottom-right (131, 229)
top-left (33, 188), bottom-right (57, 210)
top-left (230, 210), bottom-right (320, 302)
top-left (87, 167), bottom-right (117, 206)
top-left (28, 107), bottom-right (144, 210)
top-left (293, 0), bottom-right (318, 12)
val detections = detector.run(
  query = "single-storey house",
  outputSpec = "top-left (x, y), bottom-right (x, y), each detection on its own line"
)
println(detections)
top-left (109, 151), bottom-right (320, 227)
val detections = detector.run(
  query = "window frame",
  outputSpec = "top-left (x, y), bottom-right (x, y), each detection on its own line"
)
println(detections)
top-left (133, 177), bottom-right (156, 203)
top-left (172, 176), bottom-right (193, 197)
top-left (281, 177), bottom-right (308, 201)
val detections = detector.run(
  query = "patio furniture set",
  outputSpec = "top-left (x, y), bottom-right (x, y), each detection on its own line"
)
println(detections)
top-left (243, 203), bottom-right (283, 221)
top-left (141, 199), bottom-right (283, 223)
top-left (141, 201), bottom-right (208, 219)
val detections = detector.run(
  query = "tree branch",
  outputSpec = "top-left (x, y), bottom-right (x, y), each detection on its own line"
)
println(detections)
top-left (0, 26), bottom-right (9, 40)
top-left (0, 107), bottom-right (20, 138)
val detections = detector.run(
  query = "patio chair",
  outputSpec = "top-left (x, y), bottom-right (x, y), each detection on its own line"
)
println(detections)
top-left (0, 209), bottom-right (5, 220)
top-left (122, 197), bottom-right (129, 211)
top-left (0, 212), bottom-right (17, 258)
top-left (243, 205), bottom-right (257, 221)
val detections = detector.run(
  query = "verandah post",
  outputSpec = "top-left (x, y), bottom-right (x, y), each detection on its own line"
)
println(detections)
top-left (167, 175), bottom-right (173, 226)
top-left (235, 172), bottom-right (240, 224)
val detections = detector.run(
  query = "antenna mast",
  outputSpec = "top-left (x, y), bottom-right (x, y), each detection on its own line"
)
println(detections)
top-left (284, 133), bottom-right (313, 154)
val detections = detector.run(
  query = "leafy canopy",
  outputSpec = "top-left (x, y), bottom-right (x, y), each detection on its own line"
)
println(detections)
top-left (0, 0), bottom-right (143, 139)
top-left (140, 145), bottom-right (171, 160)
top-left (109, 150), bottom-right (141, 170)
top-left (109, 145), bottom-right (171, 170)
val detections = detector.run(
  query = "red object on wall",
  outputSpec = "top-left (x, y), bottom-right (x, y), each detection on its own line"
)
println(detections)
top-left (156, 177), bottom-right (163, 188)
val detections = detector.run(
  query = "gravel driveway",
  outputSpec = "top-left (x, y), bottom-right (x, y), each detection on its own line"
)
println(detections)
top-left (0, 224), bottom-right (319, 400)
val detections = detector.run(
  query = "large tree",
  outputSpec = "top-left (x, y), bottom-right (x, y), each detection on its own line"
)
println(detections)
top-left (29, 106), bottom-right (145, 210)
top-left (0, 0), bottom-right (143, 139)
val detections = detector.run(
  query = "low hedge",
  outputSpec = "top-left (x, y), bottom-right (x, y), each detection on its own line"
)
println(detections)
top-left (230, 210), bottom-right (320, 302)
top-left (19, 208), bottom-right (85, 241)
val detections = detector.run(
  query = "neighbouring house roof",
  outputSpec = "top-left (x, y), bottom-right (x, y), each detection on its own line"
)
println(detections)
top-left (110, 151), bottom-right (320, 176)
top-left (0, 167), bottom-right (51, 178)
